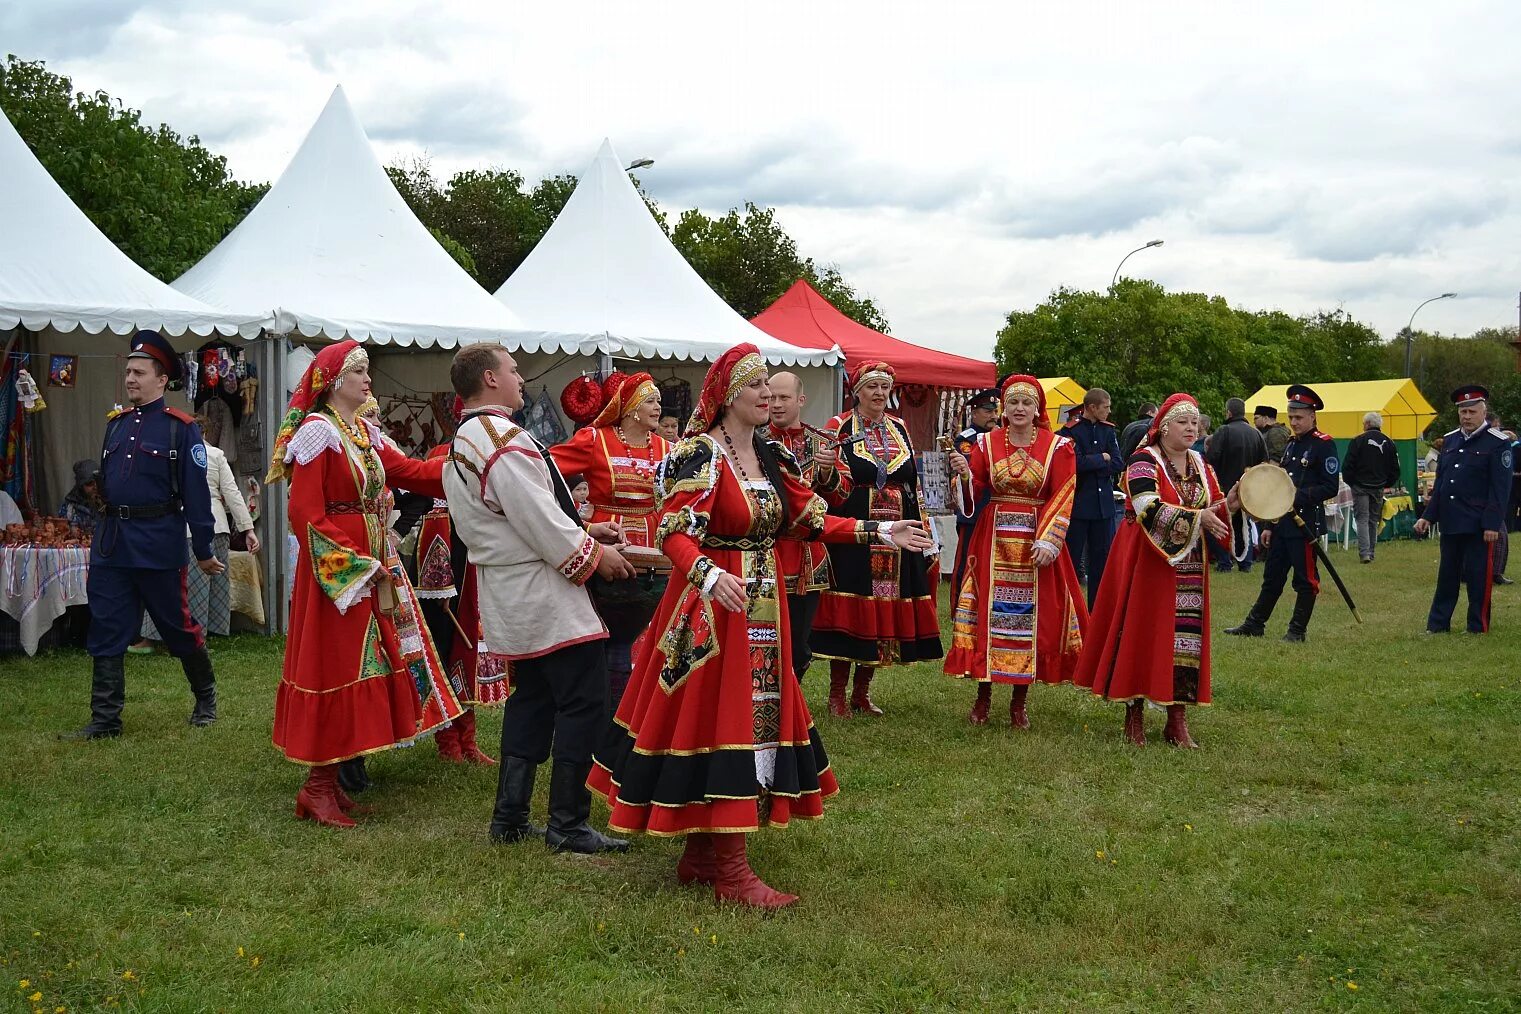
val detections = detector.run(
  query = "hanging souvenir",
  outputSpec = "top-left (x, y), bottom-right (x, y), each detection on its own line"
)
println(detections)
top-left (16, 368), bottom-right (45, 412)
top-left (521, 385), bottom-right (568, 446)
top-left (560, 375), bottom-right (605, 426)
top-left (184, 358), bottom-right (199, 402)
top-left (657, 374), bottom-right (692, 424)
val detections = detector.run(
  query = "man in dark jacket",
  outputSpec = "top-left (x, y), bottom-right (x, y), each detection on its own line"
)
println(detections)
top-left (1254, 405), bottom-right (1291, 462)
top-left (1119, 402), bottom-right (1157, 460)
top-left (1065, 387), bottom-right (1123, 608)
top-left (1342, 411), bottom-right (1401, 564)
top-left (1205, 398), bottom-right (1267, 572)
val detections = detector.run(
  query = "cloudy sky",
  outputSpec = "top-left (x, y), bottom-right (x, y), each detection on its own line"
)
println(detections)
top-left (6, 0), bottom-right (1519, 357)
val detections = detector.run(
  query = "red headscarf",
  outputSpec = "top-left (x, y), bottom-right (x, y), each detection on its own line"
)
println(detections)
top-left (999, 373), bottom-right (1050, 430)
top-left (266, 339), bottom-right (369, 482)
top-left (592, 371), bottom-right (659, 429)
top-left (848, 359), bottom-right (895, 395)
top-left (1142, 392), bottom-right (1200, 450)
top-left (686, 343), bottom-right (766, 436)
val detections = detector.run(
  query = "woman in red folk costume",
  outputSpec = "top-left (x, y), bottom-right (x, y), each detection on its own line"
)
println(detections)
top-left (413, 406), bottom-right (509, 765)
top-left (810, 360), bottom-right (943, 718)
top-left (268, 340), bottom-right (464, 828)
top-left (549, 372), bottom-right (671, 706)
top-left (1074, 393), bottom-right (1229, 747)
top-left (945, 374), bottom-right (1087, 728)
top-left (589, 344), bottom-right (933, 909)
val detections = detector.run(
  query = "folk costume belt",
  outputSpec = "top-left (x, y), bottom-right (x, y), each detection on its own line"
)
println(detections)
top-left (704, 534), bottom-right (776, 551)
top-left (103, 501), bottom-right (178, 519)
top-left (592, 501), bottom-right (655, 517)
top-left (324, 500), bottom-right (368, 515)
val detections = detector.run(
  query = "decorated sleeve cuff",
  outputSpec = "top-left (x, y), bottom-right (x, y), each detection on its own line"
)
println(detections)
top-left (1034, 539), bottom-right (1060, 558)
top-left (698, 563), bottom-right (727, 598)
top-left (689, 556), bottom-right (718, 593)
top-left (854, 521), bottom-right (880, 544)
top-left (308, 524), bottom-right (382, 614)
top-left (557, 533), bottom-right (602, 586)
top-left (875, 520), bottom-right (897, 546)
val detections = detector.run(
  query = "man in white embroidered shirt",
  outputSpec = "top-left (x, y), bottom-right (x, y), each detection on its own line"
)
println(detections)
top-left (444, 343), bottom-right (635, 854)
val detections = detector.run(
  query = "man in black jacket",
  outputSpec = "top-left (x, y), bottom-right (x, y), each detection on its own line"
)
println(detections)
top-left (1119, 402), bottom-right (1157, 460)
top-left (1205, 398), bottom-right (1267, 572)
top-left (1343, 411), bottom-right (1401, 564)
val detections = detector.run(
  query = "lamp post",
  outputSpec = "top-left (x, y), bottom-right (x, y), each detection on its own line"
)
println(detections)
top-left (1111, 239), bottom-right (1164, 288)
top-left (625, 158), bottom-right (654, 171)
top-left (1402, 292), bottom-right (1457, 377)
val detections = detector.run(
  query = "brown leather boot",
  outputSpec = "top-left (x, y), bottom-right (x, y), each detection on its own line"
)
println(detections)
top-left (710, 832), bottom-right (798, 910)
top-left (1163, 704), bottom-right (1199, 748)
top-left (295, 765), bottom-right (357, 829)
top-left (677, 832), bottom-right (718, 886)
top-left (968, 682), bottom-right (992, 725)
top-left (1123, 700), bottom-right (1146, 746)
top-left (1009, 684), bottom-right (1031, 730)
top-left (851, 665), bottom-right (884, 717)
top-left (827, 661), bottom-right (851, 719)
top-left (455, 710), bottom-right (497, 766)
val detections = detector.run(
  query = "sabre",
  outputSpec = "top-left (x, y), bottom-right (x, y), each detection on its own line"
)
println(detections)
top-left (800, 421), bottom-right (869, 451)
top-left (1236, 462), bottom-right (1361, 623)
top-left (936, 435), bottom-right (974, 516)
top-left (1291, 515), bottom-right (1363, 623)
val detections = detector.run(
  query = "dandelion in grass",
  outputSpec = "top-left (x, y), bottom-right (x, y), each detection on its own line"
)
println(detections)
top-left (1183, 823), bottom-right (1193, 831)
top-left (1347, 982), bottom-right (1358, 991)
top-left (1095, 850), bottom-right (1105, 859)
top-left (19, 979), bottom-right (30, 989)
top-left (457, 932), bottom-right (464, 941)
top-left (250, 957), bottom-right (261, 969)
top-left (236, 948), bottom-right (244, 959)
top-left (710, 935), bottom-right (717, 944)
top-left (120, 971), bottom-right (136, 982)
top-left (29, 991), bottom-right (42, 1003)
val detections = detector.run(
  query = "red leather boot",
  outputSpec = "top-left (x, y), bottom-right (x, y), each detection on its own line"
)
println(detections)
top-left (1123, 700), bottom-right (1147, 746)
top-left (968, 682), bottom-right (992, 725)
top-left (827, 661), bottom-right (851, 719)
top-left (295, 765), bottom-right (357, 829)
top-left (332, 783), bottom-right (377, 817)
top-left (851, 665), bottom-right (884, 717)
top-left (435, 720), bottom-right (464, 763)
top-left (1009, 684), bottom-right (1031, 730)
top-left (676, 832), bottom-right (718, 886)
top-left (1163, 705), bottom-right (1199, 748)
top-left (455, 710), bottom-right (497, 766)
top-left (710, 832), bottom-right (798, 910)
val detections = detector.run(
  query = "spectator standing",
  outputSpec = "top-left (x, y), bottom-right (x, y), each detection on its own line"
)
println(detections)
top-left (1254, 405), bottom-right (1291, 462)
top-left (1205, 398), bottom-right (1267, 572)
top-left (1119, 402), bottom-right (1157, 463)
top-left (1065, 387), bottom-right (1123, 609)
top-left (1342, 412), bottom-right (1402, 564)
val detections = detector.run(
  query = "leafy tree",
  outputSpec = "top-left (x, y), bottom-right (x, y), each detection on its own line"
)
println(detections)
top-left (0, 54), bottom-right (266, 281)
top-left (1384, 326), bottom-right (1519, 434)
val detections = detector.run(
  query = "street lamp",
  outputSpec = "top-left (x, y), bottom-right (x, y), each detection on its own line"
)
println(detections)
top-left (625, 158), bottom-right (654, 171)
top-left (1111, 239), bottom-right (1164, 288)
top-left (1402, 292), bottom-right (1457, 377)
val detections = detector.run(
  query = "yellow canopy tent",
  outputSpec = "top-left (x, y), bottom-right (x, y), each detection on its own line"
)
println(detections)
top-left (1244, 379), bottom-right (1435, 440)
top-left (1039, 377), bottom-right (1087, 428)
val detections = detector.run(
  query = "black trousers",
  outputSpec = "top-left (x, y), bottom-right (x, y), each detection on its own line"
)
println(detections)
top-left (786, 590), bottom-right (820, 681)
top-left (87, 565), bottom-right (203, 658)
top-left (1250, 533), bottom-right (1318, 622)
top-left (1427, 533), bottom-right (1495, 633)
top-left (1065, 516), bottom-right (1114, 610)
top-left (499, 638), bottom-right (608, 765)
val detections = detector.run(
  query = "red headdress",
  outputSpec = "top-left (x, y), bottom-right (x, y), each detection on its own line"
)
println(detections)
top-left (1142, 392), bottom-right (1201, 449)
top-left (592, 371), bottom-right (659, 429)
top-left (266, 339), bottom-right (369, 483)
top-left (999, 373), bottom-right (1050, 430)
top-left (686, 343), bottom-right (766, 436)
top-left (848, 359), bottom-right (895, 396)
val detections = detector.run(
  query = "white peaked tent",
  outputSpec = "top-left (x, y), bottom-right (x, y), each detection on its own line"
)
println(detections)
top-left (175, 86), bottom-right (562, 350)
top-left (0, 107), bottom-right (264, 338)
top-left (495, 139), bottom-right (841, 367)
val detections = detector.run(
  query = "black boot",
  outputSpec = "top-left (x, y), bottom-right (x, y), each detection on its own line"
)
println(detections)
top-left (62, 655), bottom-right (126, 739)
top-left (1224, 599), bottom-right (1270, 637)
top-left (1283, 591), bottom-right (1315, 643)
top-left (336, 757), bottom-right (372, 794)
top-left (544, 759), bottom-right (628, 854)
top-left (489, 755), bottom-right (547, 843)
top-left (182, 647), bottom-right (217, 727)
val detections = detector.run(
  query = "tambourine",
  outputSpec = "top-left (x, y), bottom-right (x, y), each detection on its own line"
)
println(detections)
top-left (1237, 463), bottom-right (1295, 522)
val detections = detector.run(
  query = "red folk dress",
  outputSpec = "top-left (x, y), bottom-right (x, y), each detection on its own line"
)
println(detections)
top-left (272, 413), bottom-right (464, 765)
top-left (1074, 447), bottom-right (1226, 705)
top-left (589, 435), bottom-right (870, 836)
top-left (548, 426), bottom-right (672, 549)
top-left (944, 426), bottom-right (1088, 685)
top-left (809, 411), bottom-right (943, 665)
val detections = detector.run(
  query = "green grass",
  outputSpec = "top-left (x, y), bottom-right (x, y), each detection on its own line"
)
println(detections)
top-left (2, 540), bottom-right (1518, 1012)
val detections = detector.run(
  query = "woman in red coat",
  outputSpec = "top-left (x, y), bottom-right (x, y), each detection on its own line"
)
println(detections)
top-left (267, 340), bottom-right (462, 827)
top-left (549, 372), bottom-right (671, 706)
top-left (1074, 393), bottom-right (1230, 747)
top-left (589, 344), bottom-right (933, 909)
top-left (944, 374), bottom-right (1088, 728)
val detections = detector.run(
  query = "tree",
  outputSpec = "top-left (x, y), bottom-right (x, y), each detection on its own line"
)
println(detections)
top-left (1384, 326), bottom-right (1518, 434)
top-left (0, 55), bottom-right (267, 281)
top-left (994, 281), bottom-right (1392, 424)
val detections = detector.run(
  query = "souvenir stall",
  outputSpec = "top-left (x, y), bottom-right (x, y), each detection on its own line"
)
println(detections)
top-left (0, 105), bottom-right (269, 653)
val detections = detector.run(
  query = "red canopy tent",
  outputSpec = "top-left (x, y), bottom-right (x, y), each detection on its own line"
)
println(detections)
top-left (752, 279), bottom-right (997, 448)
top-left (751, 279), bottom-right (997, 389)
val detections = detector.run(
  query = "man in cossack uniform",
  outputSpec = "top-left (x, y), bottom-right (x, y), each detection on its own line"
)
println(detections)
top-left (67, 331), bottom-right (221, 739)
top-left (1415, 385), bottom-right (1513, 633)
top-left (949, 387), bottom-right (999, 597)
top-left (1065, 387), bottom-right (1123, 608)
top-left (1226, 385), bottom-right (1339, 643)
top-left (766, 371), bottom-right (840, 682)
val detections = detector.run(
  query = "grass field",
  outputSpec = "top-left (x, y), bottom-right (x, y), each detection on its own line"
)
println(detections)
top-left (2, 540), bottom-right (1518, 1012)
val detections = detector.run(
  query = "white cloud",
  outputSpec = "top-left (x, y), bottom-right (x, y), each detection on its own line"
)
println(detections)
top-left (8, 0), bottom-right (1521, 359)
